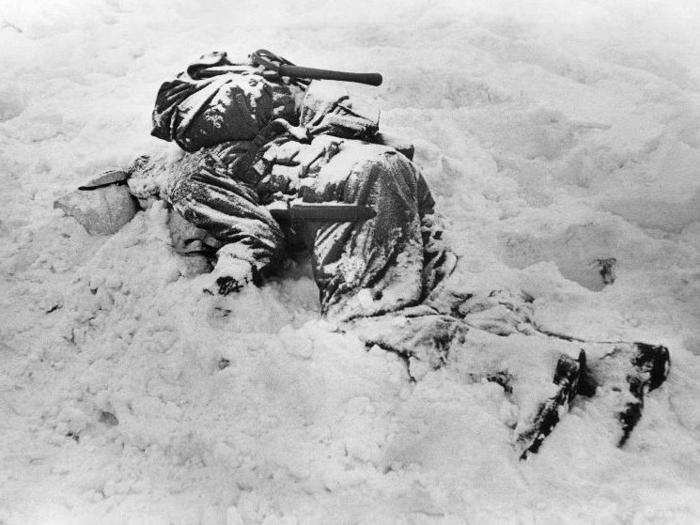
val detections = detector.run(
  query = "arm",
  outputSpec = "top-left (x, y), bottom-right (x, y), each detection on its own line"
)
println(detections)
top-left (161, 145), bottom-right (287, 276)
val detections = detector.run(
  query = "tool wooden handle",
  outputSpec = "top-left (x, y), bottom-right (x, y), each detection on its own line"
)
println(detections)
top-left (278, 64), bottom-right (383, 86)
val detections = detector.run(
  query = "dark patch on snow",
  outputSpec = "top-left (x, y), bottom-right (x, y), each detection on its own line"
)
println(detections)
top-left (486, 372), bottom-right (514, 395)
top-left (215, 276), bottom-right (246, 295)
top-left (99, 410), bottom-right (119, 426)
top-left (432, 331), bottom-right (453, 359)
top-left (213, 306), bottom-right (232, 318)
top-left (595, 257), bottom-right (617, 286)
top-left (363, 340), bottom-right (416, 383)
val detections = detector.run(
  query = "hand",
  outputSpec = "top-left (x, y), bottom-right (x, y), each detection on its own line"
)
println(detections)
top-left (203, 255), bottom-right (256, 296)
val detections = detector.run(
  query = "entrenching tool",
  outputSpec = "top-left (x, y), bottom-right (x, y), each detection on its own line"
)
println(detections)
top-left (250, 49), bottom-right (383, 87)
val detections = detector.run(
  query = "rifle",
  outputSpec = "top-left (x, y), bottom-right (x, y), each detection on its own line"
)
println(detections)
top-left (250, 49), bottom-right (383, 87)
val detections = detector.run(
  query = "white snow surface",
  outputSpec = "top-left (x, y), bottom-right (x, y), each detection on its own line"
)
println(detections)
top-left (1, 0), bottom-right (699, 523)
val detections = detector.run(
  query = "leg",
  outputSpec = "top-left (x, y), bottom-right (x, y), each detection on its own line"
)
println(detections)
top-left (426, 284), bottom-right (671, 453)
top-left (351, 288), bottom-right (670, 458)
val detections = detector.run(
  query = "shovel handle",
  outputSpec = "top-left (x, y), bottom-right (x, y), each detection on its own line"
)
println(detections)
top-left (277, 64), bottom-right (382, 86)
top-left (251, 49), bottom-right (383, 86)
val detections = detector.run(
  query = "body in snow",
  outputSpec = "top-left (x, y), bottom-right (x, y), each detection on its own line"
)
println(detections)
top-left (72, 50), bottom-right (670, 458)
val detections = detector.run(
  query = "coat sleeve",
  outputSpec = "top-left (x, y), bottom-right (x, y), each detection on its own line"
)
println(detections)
top-left (161, 145), bottom-right (287, 273)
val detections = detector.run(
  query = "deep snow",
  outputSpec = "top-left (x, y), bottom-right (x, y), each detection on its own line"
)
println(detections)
top-left (0, 0), bottom-right (699, 523)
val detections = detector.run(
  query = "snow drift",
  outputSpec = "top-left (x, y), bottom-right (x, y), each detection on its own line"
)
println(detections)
top-left (0, 0), bottom-right (699, 522)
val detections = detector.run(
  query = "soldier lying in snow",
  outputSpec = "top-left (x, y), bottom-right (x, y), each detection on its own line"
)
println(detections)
top-left (64, 50), bottom-right (670, 458)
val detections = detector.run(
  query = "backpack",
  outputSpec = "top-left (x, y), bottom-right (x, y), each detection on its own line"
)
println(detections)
top-left (151, 51), bottom-right (299, 152)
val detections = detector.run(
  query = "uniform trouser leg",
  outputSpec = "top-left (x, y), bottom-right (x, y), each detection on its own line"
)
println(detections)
top-left (349, 294), bottom-right (670, 458)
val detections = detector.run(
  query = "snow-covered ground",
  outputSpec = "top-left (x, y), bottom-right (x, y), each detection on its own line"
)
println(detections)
top-left (1, 0), bottom-right (699, 522)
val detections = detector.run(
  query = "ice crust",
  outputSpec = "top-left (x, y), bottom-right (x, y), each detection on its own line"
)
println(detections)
top-left (0, 0), bottom-right (699, 523)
